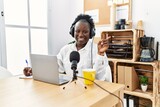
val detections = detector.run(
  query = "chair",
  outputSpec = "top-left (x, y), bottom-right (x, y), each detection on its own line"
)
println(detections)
top-left (0, 66), bottom-right (13, 79)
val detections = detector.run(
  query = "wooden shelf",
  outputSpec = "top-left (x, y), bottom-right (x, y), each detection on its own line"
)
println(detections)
top-left (108, 58), bottom-right (135, 62)
top-left (116, 3), bottom-right (129, 7)
top-left (102, 29), bottom-right (144, 62)
top-left (103, 29), bottom-right (140, 32)
top-left (102, 29), bottom-right (159, 107)
top-left (109, 60), bottom-right (159, 65)
top-left (109, 59), bottom-right (159, 107)
top-left (124, 89), bottom-right (153, 100)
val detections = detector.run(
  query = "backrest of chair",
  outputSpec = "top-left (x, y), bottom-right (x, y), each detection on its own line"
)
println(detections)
top-left (0, 66), bottom-right (13, 79)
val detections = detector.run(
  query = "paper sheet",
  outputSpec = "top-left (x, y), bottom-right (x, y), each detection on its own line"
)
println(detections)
top-left (85, 9), bottom-right (99, 23)
top-left (116, 5), bottom-right (129, 21)
top-left (19, 75), bottom-right (33, 79)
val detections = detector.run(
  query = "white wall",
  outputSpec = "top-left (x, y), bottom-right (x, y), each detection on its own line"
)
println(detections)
top-left (133, 0), bottom-right (160, 40)
top-left (132, 0), bottom-right (160, 60)
top-left (48, 0), bottom-right (83, 55)
top-left (48, 0), bottom-right (70, 55)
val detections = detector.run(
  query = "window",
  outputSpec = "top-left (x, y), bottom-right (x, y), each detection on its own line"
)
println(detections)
top-left (4, 0), bottom-right (48, 75)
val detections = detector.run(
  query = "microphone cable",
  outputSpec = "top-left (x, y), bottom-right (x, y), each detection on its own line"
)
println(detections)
top-left (91, 37), bottom-right (94, 68)
top-left (77, 76), bottom-right (124, 107)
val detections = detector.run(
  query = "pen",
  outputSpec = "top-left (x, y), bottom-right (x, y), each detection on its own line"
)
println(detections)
top-left (25, 59), bottom-right (28, 67)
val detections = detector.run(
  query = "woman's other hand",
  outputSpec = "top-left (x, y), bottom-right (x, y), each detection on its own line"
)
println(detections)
top-left (98, 33), bottom-right (110, 56)
top-left (23, 67), bottom-right (32, 76)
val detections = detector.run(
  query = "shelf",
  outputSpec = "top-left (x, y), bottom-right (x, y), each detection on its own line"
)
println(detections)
top-left (108, 58), bottom-right (135, 62)
top-left (102, 29), bottom-right (144, 61)
top-left (109, 60), bottom-right (159, 66)
top-left (104, 29), bottom-right (143, 32)
top-left (103, 29), bottom-right (159, 107)
top-left (116, 3), bottom-right (129, 7)
top-left (124, 89), bottom-right (153, 100)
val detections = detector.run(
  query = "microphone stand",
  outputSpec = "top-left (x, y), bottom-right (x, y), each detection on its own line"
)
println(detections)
top-left (63, 68), bottom-right (87, 90)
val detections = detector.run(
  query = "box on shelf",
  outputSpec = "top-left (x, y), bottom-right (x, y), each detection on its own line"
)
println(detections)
top-left (117, 62), bottom-right (154, 92)
top-left (118, 65), bottom-right (139, 91)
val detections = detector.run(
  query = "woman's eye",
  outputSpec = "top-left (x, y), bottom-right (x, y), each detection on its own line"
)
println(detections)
top-left (83, 31), bottom-right (89, 34)
top-left (75, 30), bottom-right (80, 33)
top-left (75, 30), bottom-right (89, 35)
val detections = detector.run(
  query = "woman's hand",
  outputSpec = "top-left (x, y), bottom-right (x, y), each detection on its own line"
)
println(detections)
top-left (23, 67), bottom-right (32, 76)
top-left (98, 33), bottom-right (110, 56)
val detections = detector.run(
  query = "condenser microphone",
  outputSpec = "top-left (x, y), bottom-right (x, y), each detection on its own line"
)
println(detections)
top-left (70, 51), bottom-right (80, 70)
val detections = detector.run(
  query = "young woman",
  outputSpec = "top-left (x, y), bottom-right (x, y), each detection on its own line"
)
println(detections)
top-left (57, 14), bottom-right (112, 82)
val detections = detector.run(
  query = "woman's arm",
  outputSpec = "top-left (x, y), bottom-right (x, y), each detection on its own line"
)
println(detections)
top-left (93, 54), bottom-right (112, 82)
top-left (93, 34), bottom-right (112, 82)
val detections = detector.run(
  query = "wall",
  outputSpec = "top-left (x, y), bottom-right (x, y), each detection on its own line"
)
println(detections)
top-left (132, 0), bottom-right (160, 40)
top-left (48, 0), bottom-right (70, 55)
top-left (48, 0), bottom-right (83, 55)
top-left (132, 0), bottom-right (160, 60)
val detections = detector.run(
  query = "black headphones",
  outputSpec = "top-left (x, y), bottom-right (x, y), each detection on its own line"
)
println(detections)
top-left (69, 19), bottom-right (95, 39)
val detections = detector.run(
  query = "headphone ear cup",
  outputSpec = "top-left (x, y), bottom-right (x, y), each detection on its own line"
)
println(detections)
top-left (90, 28), bottom-right (95, 39)
top-left (69, 26), bottom-right (74, 37)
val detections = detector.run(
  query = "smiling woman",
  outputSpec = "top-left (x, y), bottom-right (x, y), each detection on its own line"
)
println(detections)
top-left (57, 14), bottom-right (112, 82)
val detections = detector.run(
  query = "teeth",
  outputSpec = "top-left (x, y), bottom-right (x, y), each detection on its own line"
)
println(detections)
top-left (79, 38), bottom-right (84, 40)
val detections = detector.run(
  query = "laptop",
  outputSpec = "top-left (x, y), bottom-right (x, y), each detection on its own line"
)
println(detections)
top-left (30, 54), bottom-right (68, 85)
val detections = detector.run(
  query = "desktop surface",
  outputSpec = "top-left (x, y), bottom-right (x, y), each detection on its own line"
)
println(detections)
top-left (0, 77), bottom-right (124, 107)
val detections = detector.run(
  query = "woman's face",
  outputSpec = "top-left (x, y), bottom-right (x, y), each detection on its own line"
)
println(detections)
top-left (74, 20), bottom-right (90, 48)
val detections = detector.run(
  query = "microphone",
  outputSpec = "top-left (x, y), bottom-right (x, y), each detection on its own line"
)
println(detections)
top-left (70, 51), bottom-right (80, 70)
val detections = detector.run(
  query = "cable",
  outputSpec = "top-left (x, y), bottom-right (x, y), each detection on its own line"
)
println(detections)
top-left (91, 37), bottom-right (94, 68)
top-left (77, 76), bottom-right (124, 107)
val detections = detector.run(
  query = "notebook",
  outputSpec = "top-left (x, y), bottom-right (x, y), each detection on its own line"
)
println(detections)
top-left (30, 54), bottom-right (68, 85)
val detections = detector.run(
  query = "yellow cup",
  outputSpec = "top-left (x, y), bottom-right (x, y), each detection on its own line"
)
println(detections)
top-left (83, 69), bottom-right (96, 85)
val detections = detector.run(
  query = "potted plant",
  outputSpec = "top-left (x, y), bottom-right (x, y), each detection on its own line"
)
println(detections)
top-left (139, 75), bottom-right (148, 92)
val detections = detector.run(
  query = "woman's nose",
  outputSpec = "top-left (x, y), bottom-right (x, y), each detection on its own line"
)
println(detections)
top-left (79, 32), bottom-right (84, 37)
